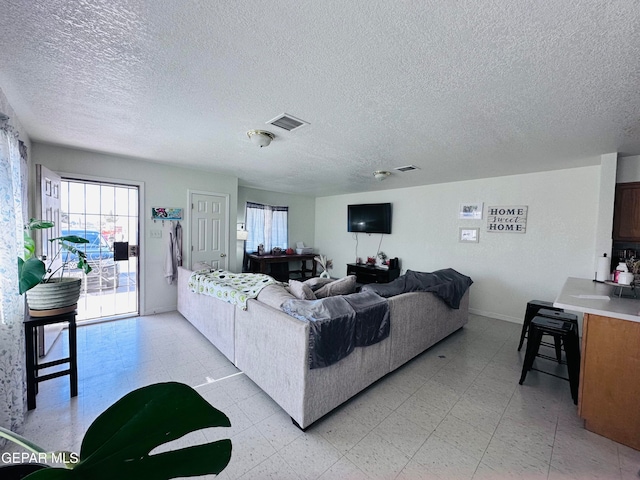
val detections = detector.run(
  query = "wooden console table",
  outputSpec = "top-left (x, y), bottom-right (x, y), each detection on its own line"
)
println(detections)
top-left (347, 263), bottom-right (400, 284)
top-left (248, 253), bottom-right (317, 279)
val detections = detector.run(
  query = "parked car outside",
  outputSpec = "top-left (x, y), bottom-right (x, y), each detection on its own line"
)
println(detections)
top-left (61, 229), bottom-right (119, 291)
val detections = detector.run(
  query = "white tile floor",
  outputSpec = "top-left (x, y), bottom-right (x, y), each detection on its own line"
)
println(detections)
top-left (10, 312), bottom-right (640, 479)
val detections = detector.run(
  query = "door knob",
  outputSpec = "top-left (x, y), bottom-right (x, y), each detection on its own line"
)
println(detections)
top-left (220, 253), bottom-right (227, 257)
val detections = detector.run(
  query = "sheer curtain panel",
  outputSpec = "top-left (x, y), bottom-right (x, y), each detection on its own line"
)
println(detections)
top-left (245, 202), bottom-right (288, 255)
top-left (0, 120), bottom-right (27, 434)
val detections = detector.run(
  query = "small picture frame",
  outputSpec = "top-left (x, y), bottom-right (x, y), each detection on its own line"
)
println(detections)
top-left (459, 202), bottom-right (483, 219)
top-left (459, 227), bottom-right (479, 243)
top-left (151, 207), bottom-right (183, 221)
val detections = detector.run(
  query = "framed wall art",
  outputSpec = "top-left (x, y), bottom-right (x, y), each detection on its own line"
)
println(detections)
top-left (459, 227), bottom-right (479, 243)
top-left (486, 205), bottom-right (527, 233)
top-left (459, 202), bottom-right (483, 219)
top-left (151, 207), bottom-right (183, 221)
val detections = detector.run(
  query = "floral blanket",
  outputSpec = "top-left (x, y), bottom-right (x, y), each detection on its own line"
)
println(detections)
top-left (188, 269), bottom-right (278, 310)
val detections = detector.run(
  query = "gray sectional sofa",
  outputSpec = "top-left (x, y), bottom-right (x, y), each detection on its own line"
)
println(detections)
top-left (177, 266), bottom-right (470, 429)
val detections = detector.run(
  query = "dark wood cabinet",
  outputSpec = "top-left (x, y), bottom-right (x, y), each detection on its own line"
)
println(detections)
top-left (346, 263), bottom-right (400, 284)
top-left (613, 182), bottom-right (640, 241)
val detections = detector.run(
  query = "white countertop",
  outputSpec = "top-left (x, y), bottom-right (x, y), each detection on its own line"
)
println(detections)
top-left (554, 277), bottom-right (640, 323)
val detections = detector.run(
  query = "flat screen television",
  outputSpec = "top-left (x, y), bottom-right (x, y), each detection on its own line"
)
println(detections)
top-left (347, 203), bottom-right (392, 234)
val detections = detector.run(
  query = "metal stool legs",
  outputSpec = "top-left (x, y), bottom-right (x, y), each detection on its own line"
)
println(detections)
top-left (518, 300), bottom-right (563, 351)
top-left (24, 311), bottom-right (78, 410)
top-left (519, 316), bottom-right (580, 405)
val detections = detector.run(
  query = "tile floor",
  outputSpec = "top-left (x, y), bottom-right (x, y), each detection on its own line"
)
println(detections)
top-left (8, 312), bottom-right (640, 479)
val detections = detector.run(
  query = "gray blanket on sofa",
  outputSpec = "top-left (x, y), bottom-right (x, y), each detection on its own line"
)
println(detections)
top-left (362, 268), bottom-right (473, 309)
top-left (282, 291), bottom-right (389, 369)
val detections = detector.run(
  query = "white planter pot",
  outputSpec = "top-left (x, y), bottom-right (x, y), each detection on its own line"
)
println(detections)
top-left (26, 277), bottom-right (82, 312)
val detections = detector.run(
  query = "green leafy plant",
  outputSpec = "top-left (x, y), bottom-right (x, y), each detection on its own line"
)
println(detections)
top-left (18, 219), bottom-right (93, 295)
top-left (0, 382), bottom-right (232, 480)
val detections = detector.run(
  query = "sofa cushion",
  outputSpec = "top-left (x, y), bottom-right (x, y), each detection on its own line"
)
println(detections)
top-left (257, 284), bottom-right (296, 309)
top-left (315, 275), bottom-right (357, 298)
top-left (192, 261), bottom-right (213, 271)
top-left (289, 279), bottom-right (317, 300)
top-left (303, 277), bottom-right (335, 291)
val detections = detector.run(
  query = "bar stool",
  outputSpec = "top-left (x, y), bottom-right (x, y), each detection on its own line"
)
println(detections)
top-left (24, 310), bottom-right (78, 410)
top-left (517, 300), bottom-right (564, 351)
top-left (519, 315), bottom-right (581, 404)
top-left (535, 308), bottom-right (579, 363)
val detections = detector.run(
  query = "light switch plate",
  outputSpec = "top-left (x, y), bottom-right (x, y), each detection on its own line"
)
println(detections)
top-left (150, 229), bottom-right (162, 238)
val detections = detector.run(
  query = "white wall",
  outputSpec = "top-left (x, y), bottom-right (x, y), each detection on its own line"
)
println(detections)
top-left (315, 166), bottom-right (601, 322)
top-left (593, 153), bottom-right (617, 262)
top-left (32, 143), bottom-right (238, 315)
top-left (236, 187), bottom-right (316, 272)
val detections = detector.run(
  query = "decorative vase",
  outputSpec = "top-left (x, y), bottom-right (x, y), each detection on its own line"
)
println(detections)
top-left (26, 277), bottom-right (82, 314)
top-left (320, 271), bottom-right (330, 279)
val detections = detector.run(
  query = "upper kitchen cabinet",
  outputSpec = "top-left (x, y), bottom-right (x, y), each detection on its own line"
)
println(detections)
top-left (613, 182), bottom-right (640, 241)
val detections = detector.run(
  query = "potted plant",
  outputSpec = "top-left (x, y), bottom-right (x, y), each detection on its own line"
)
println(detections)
top-left (18, 219), bottom-right (93, 312)
top-left (0, 382), bottom-right (232, 479)
top-left (314, 255), bottom-right (333, 278)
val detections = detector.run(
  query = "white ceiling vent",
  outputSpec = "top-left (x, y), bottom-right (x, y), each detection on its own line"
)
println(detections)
top-left (395, 165), bottom-right (420, 172)
top-left (267, 113), bottom-right (309, 132)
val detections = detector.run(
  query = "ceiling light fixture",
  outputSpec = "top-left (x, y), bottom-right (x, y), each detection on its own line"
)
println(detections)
top-left (247, 130), bottom-right (275, 147)
top-left (373, 170), bottom-right (391, 181)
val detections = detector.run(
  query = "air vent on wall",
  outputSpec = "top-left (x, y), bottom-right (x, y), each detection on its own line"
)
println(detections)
top-left (267, 113), bottom-right (309, 132)
top-left (395, 165), bottom-right (420, 172)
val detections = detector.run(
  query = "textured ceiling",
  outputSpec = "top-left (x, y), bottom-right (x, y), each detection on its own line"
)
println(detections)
top-left (1, 1), bottom-right (639, 196)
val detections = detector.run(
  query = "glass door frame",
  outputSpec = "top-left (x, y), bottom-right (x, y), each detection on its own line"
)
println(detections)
top-left (58, 171), bottom-right (144, 322)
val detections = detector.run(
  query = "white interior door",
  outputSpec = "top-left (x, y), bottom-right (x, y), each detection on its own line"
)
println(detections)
top-left (190, 193), bottom-right (228, 269)
top-left (35, 164), bottom-right (62, 355)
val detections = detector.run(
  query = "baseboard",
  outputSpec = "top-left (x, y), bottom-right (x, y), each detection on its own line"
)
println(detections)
top-left (143, 305), bottom-right (177, 315)
top-left (469, 308), bottom-right (522, 324)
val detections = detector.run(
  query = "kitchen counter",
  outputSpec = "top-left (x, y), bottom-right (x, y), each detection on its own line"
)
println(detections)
top-left (554, 277), bottom-right (640, 323)
top-left (554, 277), bottom-right (640, 451)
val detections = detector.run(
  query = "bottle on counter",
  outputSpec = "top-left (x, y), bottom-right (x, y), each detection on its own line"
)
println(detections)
top-left (614, 262), bottom-right (628, 283)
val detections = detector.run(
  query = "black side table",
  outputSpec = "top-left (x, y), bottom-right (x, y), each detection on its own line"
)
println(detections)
top-left (24, 310), bottom-right (78, 410)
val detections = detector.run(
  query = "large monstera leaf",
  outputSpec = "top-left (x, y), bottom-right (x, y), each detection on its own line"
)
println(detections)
top-left (25, 382), bottom-right (232, 480)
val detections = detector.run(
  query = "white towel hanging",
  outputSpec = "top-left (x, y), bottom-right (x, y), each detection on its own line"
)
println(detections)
top-left (163, 222), bottom-right (175, 284)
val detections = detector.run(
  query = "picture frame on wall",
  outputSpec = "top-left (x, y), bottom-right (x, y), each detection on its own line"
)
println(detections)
top-left (151, 207), bottom-right (183, 221)
top-left (459, 202), bottom-right (483, 219)
top-left (459, 227), bottom-right (479, 243)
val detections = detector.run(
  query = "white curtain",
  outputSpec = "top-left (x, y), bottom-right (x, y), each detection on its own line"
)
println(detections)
top-left (245, 202), bottom-right (288, 254)
top-left (0, 122), bottom-right (27, 433)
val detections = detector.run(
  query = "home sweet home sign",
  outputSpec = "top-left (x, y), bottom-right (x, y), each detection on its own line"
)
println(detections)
top-left (486, 206), bottom-right (528, 233)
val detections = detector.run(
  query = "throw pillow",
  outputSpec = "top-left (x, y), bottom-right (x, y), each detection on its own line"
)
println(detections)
top-left (193, 261), bottom-right (212, 271)
top-left (257, 284), bottom-right (296, 309)
top-left (303, 277), bottom-right (335, 291)
top-left (314, 275), bottom-right (357, 298)
top-left (288, 279), bottom-right (317, 300)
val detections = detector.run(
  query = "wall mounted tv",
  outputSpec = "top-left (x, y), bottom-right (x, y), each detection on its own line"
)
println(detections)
top-left (347, 203), bottom-right (392, 234)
